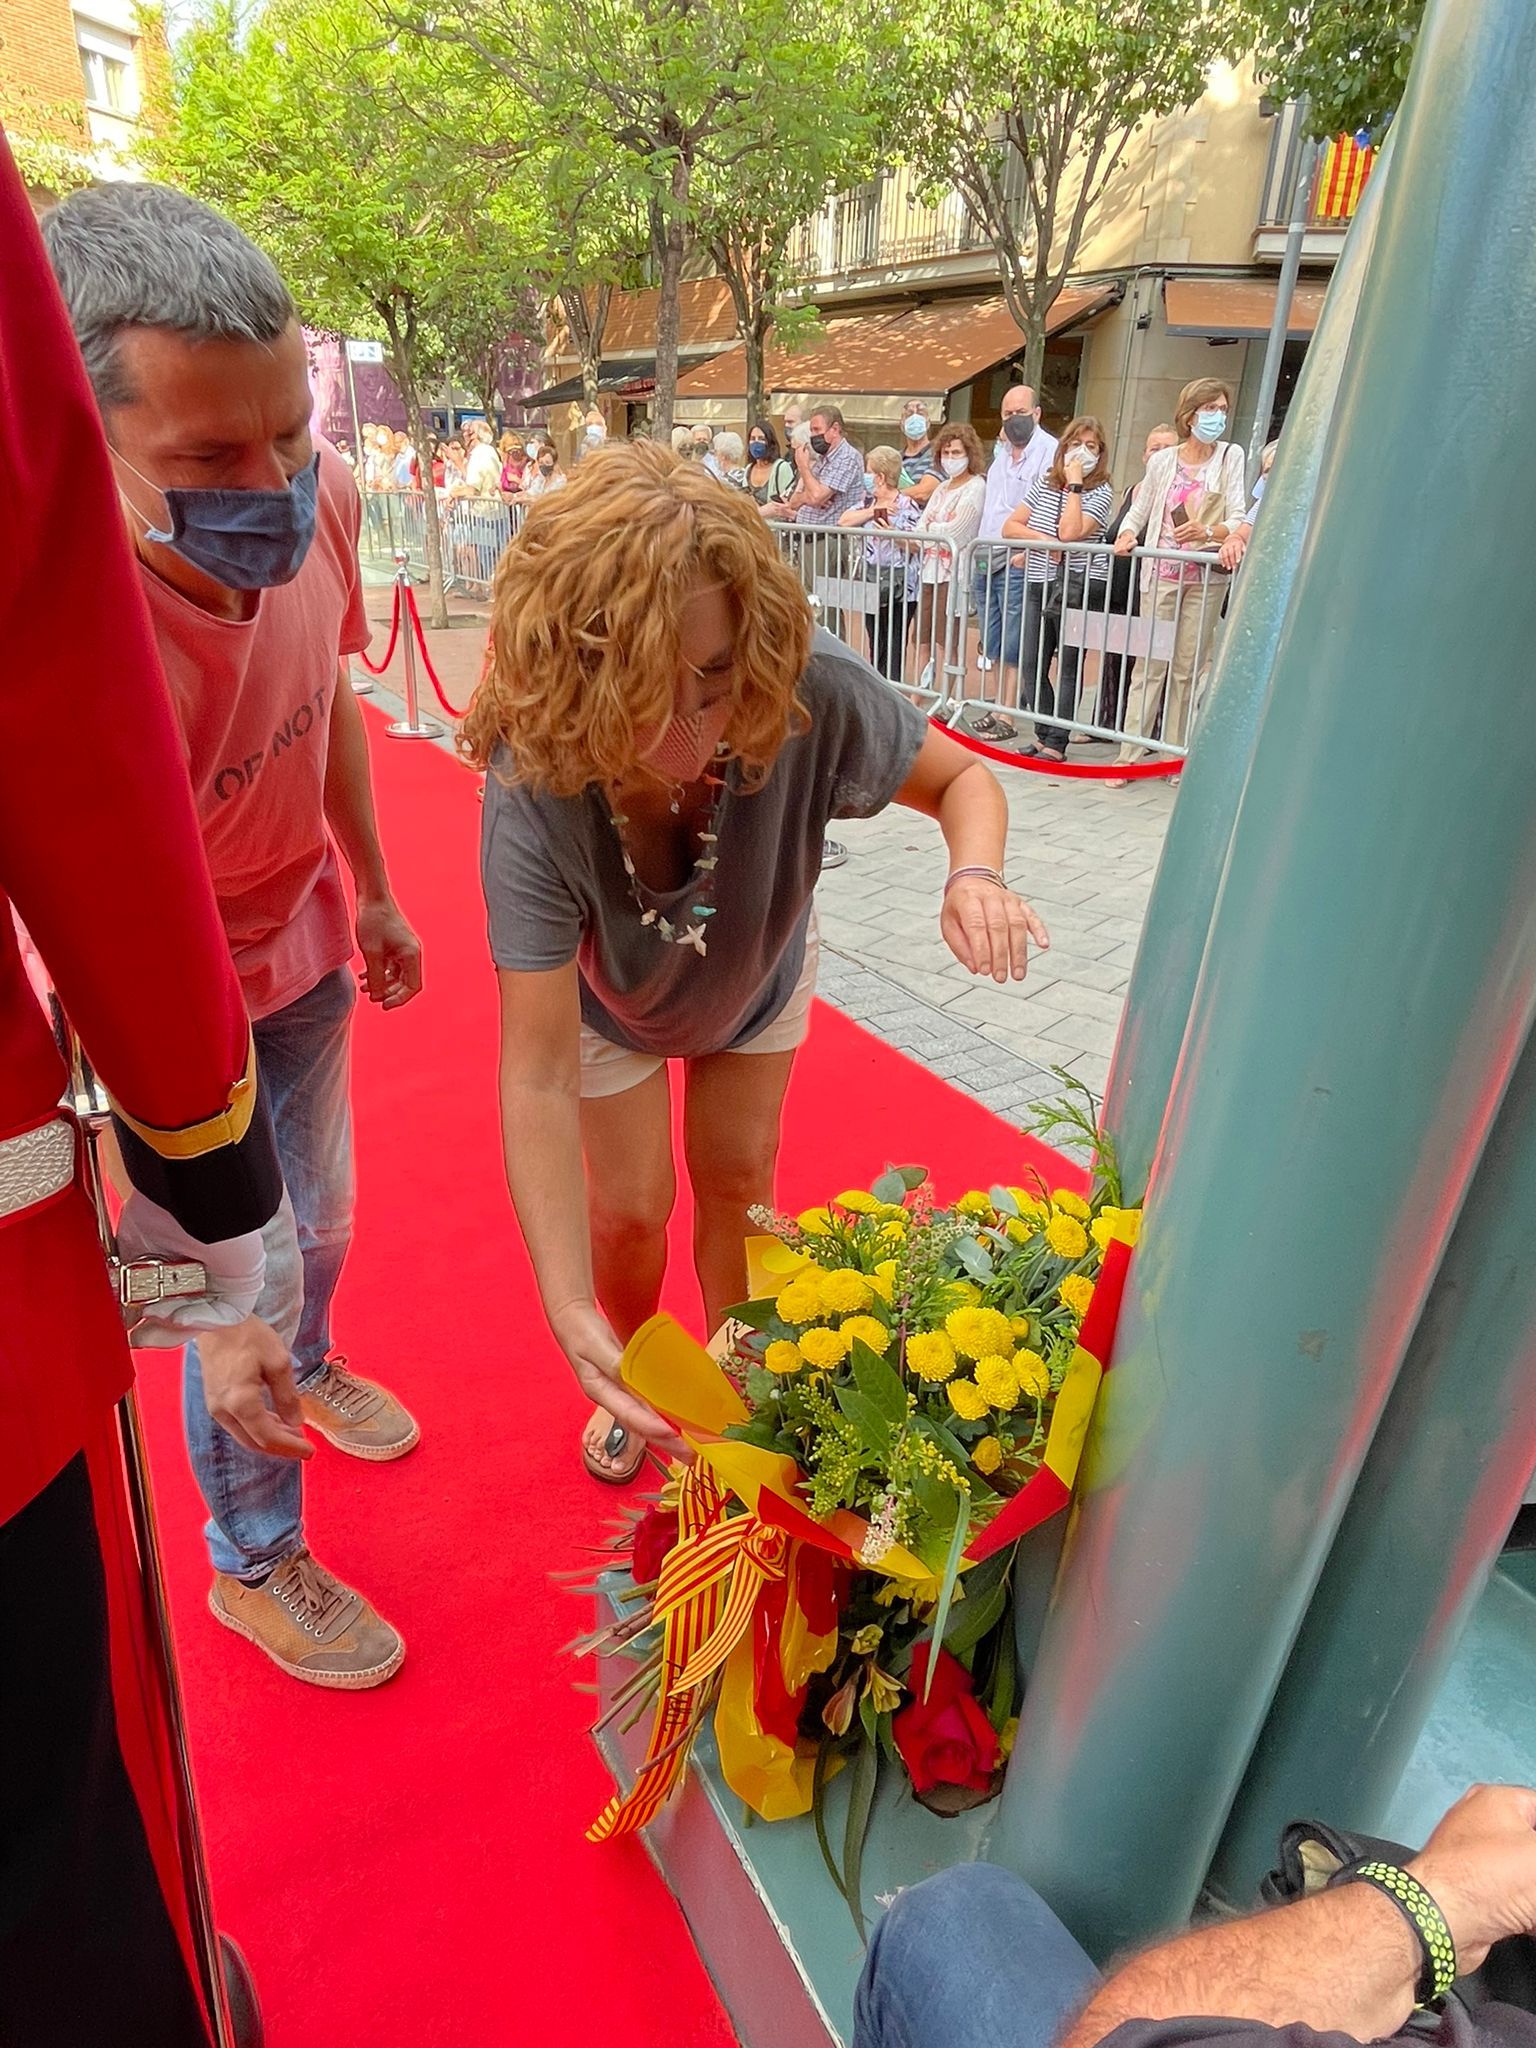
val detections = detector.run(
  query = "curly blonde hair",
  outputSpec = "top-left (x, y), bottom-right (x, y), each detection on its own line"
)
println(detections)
top-left (460, 440), bottom-right (813, 795)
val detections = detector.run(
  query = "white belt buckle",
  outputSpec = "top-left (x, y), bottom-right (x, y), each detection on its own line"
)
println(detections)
top-left (117, 1257), bottom-right (208, 1310)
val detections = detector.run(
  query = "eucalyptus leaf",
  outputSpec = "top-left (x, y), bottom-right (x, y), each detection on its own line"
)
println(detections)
top-left (870, 1168), bottom-right (907, 1205)
top-left (954, 1236), bottom-right (995, 1281)
top-left (897, 1165), bottom-right (929, 1190)
top-left (989, 1184), bottom-right (1019, 1216)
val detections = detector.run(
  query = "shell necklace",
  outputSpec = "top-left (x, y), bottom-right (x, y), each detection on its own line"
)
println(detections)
top-left (607, 753), bottom-right (731, 956)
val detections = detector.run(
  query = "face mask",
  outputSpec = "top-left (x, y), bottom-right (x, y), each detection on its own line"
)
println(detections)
top-left (863, 471), bottom-right (878, 493)
top-left (585, 424), bottom-right (605, 443)
top-left (809, 432), bottom-right (831, 457)
top-left (1194, 409), bottom-right (1228, 442)
top-left (903, 413), bottom-right (927, 441)
top-left (1001, 413), bottom-right (1036, 449)
top-left (1252, 474), bottom-right (1267, 502)
top-left (538, 459), bottom-right (556, 474)
top-left (525, 442), bottom-right (540, 458)
top-left (122, 452), bottom-right (319, 590)
top-left (637, 699), bottom-right (732, 784)
top-left (1066, 444), bottom-right (1096, 468)
top-left (940, 452), bottom-right (968, 479)
top-left (748, 438), bottom-right (769, 459)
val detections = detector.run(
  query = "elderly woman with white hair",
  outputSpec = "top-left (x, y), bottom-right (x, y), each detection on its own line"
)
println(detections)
top-left (712, 429), bottom-right (747, 487)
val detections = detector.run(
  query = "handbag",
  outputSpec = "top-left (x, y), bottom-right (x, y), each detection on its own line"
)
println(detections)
top-left (1262, 1818), bottom-right (1536, 2016)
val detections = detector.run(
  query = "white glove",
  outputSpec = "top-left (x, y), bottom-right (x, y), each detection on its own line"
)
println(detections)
top-left (116, 1191), bottom-right (266, 1347)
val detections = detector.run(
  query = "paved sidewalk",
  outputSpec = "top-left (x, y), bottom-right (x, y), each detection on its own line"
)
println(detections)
top-left (358, 580), bottom-right (1177, 1124)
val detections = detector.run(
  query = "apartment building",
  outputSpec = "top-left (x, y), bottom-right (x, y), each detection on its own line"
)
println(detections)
top-left (542, 69), bottom-right (1373, 468)
top-left (2, 0), bottom-right (165, 196)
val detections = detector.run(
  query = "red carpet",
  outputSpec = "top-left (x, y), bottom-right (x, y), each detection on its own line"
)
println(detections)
top-left (137, 713), bottom-right (1067, 2047)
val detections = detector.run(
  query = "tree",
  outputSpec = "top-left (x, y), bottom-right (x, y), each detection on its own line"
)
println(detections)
top-left (1242, 0), bottom-right (1424, 136)
top-left (402, 0), bottom-right (834, 437)
top-left (436, 281), bottom-right (543, 420)
top-left (144, 0), bottom-right (532, 622)
top-left (902, 0), bottom-right (1240, 389)
top-left (1, 87), bottom-right (95, 197)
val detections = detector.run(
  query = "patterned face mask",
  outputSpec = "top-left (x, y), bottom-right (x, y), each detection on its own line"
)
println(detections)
top-left (637, 698), bottom-right (732, 783)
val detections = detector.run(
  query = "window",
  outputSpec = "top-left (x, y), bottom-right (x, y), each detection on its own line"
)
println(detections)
top-left (76, 23), bottom-right (135, 113)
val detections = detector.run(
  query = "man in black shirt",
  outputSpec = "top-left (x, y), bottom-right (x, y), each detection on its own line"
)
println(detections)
top-left (855, 1784), bottom-right (1536, 2048)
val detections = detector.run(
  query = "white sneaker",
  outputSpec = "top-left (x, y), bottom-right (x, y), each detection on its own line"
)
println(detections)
top-left (918, 660), bottom-right (937, 689)
top-left (976, 654), bottom-right (994, 672)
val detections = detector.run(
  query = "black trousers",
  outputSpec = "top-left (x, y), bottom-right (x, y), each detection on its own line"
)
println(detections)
top-left (0, 1452), bottom-right (211, 2047)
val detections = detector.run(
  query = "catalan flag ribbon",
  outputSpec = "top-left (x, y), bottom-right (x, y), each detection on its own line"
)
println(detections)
top-left (1315, 135), bottom-right (1375, 223)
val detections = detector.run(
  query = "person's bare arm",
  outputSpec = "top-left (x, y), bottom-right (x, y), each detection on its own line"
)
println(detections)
top-left (326, 667), bottom-right (422, 1008)
top-left (904, 469), bottom-right (941, 506)
top-left (495, 964), bottom-right (671, 1445)
top-left (894, 726), bottom-right (1049, 984)
top-left (1064, 1784), bottom-right (1536, 2048)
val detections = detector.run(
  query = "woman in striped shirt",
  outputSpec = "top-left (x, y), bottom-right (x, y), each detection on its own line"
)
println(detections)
top-left (1001, 416), bottom-right (1115, 760)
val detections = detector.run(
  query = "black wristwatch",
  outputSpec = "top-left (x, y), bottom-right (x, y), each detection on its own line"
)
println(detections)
top-left (1066, 483), bottom-right (1084, 494)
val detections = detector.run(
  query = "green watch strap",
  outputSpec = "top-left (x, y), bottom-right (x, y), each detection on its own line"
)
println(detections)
top-left (1351, 1861), bottom-right (1458, 2007)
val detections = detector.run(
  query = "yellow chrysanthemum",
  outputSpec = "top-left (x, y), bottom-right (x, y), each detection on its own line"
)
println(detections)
top-left (1014, 1349), bottom-right (1049, 1399)
top-left (956, 1190), bottom-right (993, 1219)
top-left (948, 1377), bottom-right (989, 1421)
top-left (1044, 1213), bottom-right (1090, 1260)
top-left (1052, 1188), bottom-right (1091, 1221)
top-left (945, 1306), bottom-right (1016, 1361)
top-left (1004, 1216), bottom-right (1037, 1245)
top-left (1008, 1186), bottom-right (1049, 1218)
top-left (798, 1325), bottom-right (850, 1370)
top-left (1090, 1212), bottom-right (1117, 1251)
top-left (839, 1315), bottom-right (891, 1355)
top-left (775, 1276), bottom-right (824, 1325)
top-left (868, 1260), bottom-right (898, 1302)
top-left (907, 1332), bottom-right (958, 1383)
top-left (764, 1339), bottom-right (805, 1376)
top-left (820, 1267), bottom-right (873, 1315)
top-left (1009, 1315), bottom-right (1034, 1339)
top-left (835, 1189), bottom-right (882, 1214)
top-left (972, 1435), bottom-right (1003, 1475)
top-left (974, 1354), bottom-right (1019, 1408)
top-left (796, 1206), bottom-right (833, 1235)
top-left (1059, 1273), bottom-right (1096, 1318)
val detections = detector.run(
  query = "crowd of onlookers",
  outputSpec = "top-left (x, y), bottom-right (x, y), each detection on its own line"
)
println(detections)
top-left (343, 381), bottom-right (1277, 767)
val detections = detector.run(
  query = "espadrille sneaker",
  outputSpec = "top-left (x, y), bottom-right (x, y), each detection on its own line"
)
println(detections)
top-left (210, 1550), bottom-right (403, 1689)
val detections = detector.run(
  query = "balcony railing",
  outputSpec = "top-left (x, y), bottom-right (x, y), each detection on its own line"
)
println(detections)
top-left (1258, 98), bottom-right (1376, 231)
top-left (790, 157), bottom-right (1028, 280)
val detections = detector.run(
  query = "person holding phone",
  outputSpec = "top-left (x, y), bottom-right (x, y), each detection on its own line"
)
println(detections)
top-left (1105, 378), bottom-right (1247, 776)
top-left (839, 445), bottom-right (920, 681)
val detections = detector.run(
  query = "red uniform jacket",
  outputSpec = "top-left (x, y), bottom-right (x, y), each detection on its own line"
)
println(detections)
top-left (0, 131), bottom-right (280, 1524)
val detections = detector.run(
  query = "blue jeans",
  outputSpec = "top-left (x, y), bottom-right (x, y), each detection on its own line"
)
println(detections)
top-left (973, 551), bottom-right (1030, 670)
top-left (183, 967), bottom-right (357, 1577)
top-left (854, 1864), bottom-right (1100, 2048)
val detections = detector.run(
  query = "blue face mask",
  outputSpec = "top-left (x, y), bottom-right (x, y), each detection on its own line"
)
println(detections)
top-left (1194, 409), bottom-right (1228, 443)
top-left (125, 453), bottom-right (320, 589)
top-left (863, 471), bottom-right (878, 492)
top-left (1251, 474), bottom-right (1267, 502)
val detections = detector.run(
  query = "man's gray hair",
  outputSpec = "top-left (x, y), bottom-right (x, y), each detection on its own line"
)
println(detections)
top-left (40, 182), bottom-right (296, 409)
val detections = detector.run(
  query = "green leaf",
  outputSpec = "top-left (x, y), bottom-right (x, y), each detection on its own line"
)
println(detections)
top-left (922, 1498), bottom-right (973, 1699)
top-left (834, 1384), bottom-right (894, 1461)
top-left (812, 1737), bottom-right (849, 1903)
top-left (989, 1628), bottom-right (1017, 1732)
top-left (943, 1579), bottom-right (1008, 1659)
top-left (954, 1235), bottom-right (995, 1282)
top-left (842, 1733), bottom-right (880, 1943)
top-left (870, 1168), bottom-right (907, 1205)
top-left (912, 1469), bottom-right (960, 1538)
top-left (743, 1364), bottom-right (778, 1406)
top-left (897, 1165), bottom-right (930, 1190)
top-left (989, 1184), bottom-right (1019, 1216)
top-left (849, 1340), bottom-right (909, 1431)
top-left (721, 1295), bottom-right (778, 1331)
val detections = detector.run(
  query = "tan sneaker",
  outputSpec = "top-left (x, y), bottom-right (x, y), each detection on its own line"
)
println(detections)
top-left (209, 1550), bottom-right (404, 1689)
top-left (298, 1355), bottom-right (420, 1461)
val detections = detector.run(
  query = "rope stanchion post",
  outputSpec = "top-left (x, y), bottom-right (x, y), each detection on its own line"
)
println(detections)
top-left (384, 549), bottom-right (446, 742)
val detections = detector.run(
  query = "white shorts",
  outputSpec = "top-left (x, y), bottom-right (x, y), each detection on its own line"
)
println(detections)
top-left (578, 915), bottom-right (820, 1100)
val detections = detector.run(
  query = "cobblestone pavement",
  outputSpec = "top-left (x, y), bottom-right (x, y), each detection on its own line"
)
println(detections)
top-left (358, 581), bottom-right (1177, 1124)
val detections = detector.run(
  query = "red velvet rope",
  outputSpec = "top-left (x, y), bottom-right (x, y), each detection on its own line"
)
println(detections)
top-left (929, 715), bottom-right (1184, 779)
top-left (354, 581), bottom-right (401, 675)
top-left (403, 585), bottom-right (471, 720)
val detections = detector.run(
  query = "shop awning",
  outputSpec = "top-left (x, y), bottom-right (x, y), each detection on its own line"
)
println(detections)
top-left (520, 355), bottom-right (659, 409)
top-left (675, 285), bottom-right (1120, 403)
top-left (1163, 277), bottom-right (1330, 340)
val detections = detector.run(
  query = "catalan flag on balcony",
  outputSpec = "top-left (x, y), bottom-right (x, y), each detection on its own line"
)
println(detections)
top-left (1315, 135), bottom-right (1375, 224)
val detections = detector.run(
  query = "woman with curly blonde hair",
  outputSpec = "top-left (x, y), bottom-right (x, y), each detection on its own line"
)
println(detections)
top-left (463, 441), bottom-right (1049, 1481)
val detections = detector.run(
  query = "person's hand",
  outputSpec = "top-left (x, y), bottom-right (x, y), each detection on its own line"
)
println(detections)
top-left (198, 1316), bottom-right (313, 1460)
top-left (356, 895), bottom-right (423, 1009)
top-left (1177, 521), bottom-right (1210, 547)
top-left (551, 1301), bottom-right (685, 1453)
top-left (941, 878), bottom-right (1050, 984)
top-left (1113, 528), bottom-right (1138, 556)
top-left (1009, 550), bottom-right (1027, 569)
top-left (1219, 528), bottom-right (1249, 572)
top-left (1411, 1784), bottom-right (1536, 1973)
top-left (1064, 450), bottom-right (1087, 478)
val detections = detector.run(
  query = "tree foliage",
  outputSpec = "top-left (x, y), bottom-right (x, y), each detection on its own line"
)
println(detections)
top-left (901, 0), bottom-right (1239, 387)
top-left (1242, 0), bottom-right (1424, 137)
top-left (143, 0), bottom-right (538, 619)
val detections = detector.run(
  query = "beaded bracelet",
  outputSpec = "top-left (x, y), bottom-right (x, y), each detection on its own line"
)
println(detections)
top-left (1349, 1862), bottom-right (1458, 2007)
top-left (945, 865), bottom-right (1008, 895)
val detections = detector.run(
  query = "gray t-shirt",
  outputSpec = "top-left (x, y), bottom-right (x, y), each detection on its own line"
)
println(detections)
top-left (480, 631), bottom-right (927, 1056)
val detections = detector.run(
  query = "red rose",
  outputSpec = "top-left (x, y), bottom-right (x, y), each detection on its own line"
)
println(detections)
top-left (892, 1645), bottom-right (1000, 1797)
top-left (630, 1505), bottom-right (679, 1587)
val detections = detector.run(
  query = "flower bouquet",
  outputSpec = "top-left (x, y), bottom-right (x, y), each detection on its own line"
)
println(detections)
top-left (580, 1086), bottom-right (1139, 1931)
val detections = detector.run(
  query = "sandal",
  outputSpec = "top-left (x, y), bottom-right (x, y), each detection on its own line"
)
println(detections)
top-left (582, 1419), bottom-right (648, 1486)
top-left (970, 710), bottom-right (1019, 741)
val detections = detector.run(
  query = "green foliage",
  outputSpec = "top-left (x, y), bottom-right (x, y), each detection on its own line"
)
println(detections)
top-left (899, 0), bottom-right (1241, 383)
top-left (1243, 0), bottom-right (1425, 136)
top-left (2, 91), bottom-right (96, 196)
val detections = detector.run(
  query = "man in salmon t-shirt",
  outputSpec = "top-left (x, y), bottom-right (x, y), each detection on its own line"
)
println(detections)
top-left (44, 183), bottom-right (423, 1690)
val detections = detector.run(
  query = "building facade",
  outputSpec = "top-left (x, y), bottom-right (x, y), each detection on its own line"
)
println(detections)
top-left (1, 0), bottom-right (166, 197)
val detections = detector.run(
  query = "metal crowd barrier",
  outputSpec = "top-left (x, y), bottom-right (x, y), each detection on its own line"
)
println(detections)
top-left (358, 489), bottom-right (525, 598)
top-left (772, 521), bottom-right (1227, 760)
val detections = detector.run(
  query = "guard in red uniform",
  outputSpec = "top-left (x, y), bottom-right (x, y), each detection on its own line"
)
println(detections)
top-left (0, 131), bottom-right (285, 2046)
